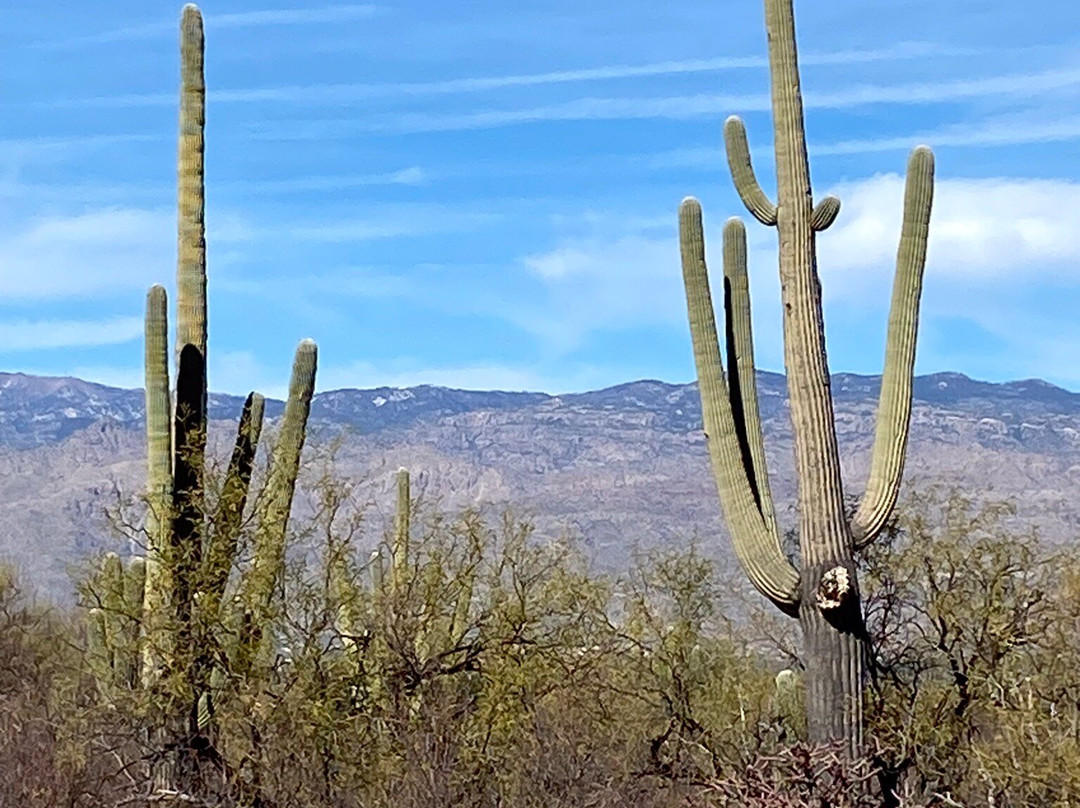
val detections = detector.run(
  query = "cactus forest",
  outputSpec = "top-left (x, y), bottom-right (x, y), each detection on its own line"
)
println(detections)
top-left (4, 1), bottom-right (1080, 807)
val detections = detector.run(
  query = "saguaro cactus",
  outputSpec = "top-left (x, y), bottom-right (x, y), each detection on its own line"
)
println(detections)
top-left (678, 0), bottom-right (934, 754)
top-left (127, 4), bottom-right (320, 790)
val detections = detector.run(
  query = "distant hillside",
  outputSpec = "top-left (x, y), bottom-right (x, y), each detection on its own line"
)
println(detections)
top-left (1, 370), bottom-right (1079, 602)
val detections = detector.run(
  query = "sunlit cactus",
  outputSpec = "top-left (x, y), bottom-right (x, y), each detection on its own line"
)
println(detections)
top-left (234, 340), bottom-right (318, 672)
top-left (678, 0), bottom-right (934, 754)
top-left (79, 3), bottom-right (323, 791)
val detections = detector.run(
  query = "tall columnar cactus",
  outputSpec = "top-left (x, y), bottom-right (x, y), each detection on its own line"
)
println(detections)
top-left (122, 3), bottom-right (320, 789)
top-left (678, 0), bottom-right (934, 754)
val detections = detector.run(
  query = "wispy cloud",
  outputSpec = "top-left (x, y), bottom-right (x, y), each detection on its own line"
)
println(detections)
top-left (0, 208), bottom-right (173, 299)
top-left (37, 5), bottom-right (379, 49)
top-left (227, 167), bottom-right (426, 194)
top-left (0, 134), bottom-right (161, 170)
top-left (278, 207), bottom-right (499, 243)
top-left (245, 65), bottom-right (1080, 138)
top-left (644, 115), bottom-right (1080, 170)
top-left (815, 117), bottom-right (1080, 155)
top-left (34, 42), bottom-right (971, 110)
top-left (209, 5), bottom-right (379, 27)
top-left (0, 317), bottom-right (143, 351)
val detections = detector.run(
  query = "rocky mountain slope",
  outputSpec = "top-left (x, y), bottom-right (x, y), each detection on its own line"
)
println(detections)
top-left (1, 370), bottom-right (1078, 602)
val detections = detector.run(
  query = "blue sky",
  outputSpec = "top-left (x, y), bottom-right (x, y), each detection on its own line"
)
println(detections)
top-left (3, 1), bottom-right (1080, 397)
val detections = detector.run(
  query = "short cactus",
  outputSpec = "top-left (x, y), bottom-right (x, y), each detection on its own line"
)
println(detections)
top-left (328, 468), bottom-right (480, 705)
top-left (86, 553), bottom-right (146, 693)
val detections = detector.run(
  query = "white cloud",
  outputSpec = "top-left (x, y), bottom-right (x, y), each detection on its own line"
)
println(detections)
top-left (820, 175), bottom-right (1080, 289)
top-left (816, 117), bottom-right (1080, 156)
top-left (0, 317), bottom-right (142, 351)
top-left (316, 359), bottom-right (621, 396)
top-left (7, 364), bottom-right (145, 390)
top-left (203, 350), bottom-right (603, 398)
top-left (211, 5), bottom-right (379, 27)
top-left (56, 356), bottom-right (628, 398)
top-left (645, 116), bottom-right (1080, 170)
top-left (0, 201), bottom-right (488, 305)
top-left (0, 208), bottom-right (173, 299)
top-left (513, 175), bottom-right (1080, 368)
top-left (232, 167), bottom-right (426, 194)
top-left (520, 231), bottom-right (687, 353)
top-left (279, 208), bottom-right (497, 243)
top-left (209, 349), bottom-right (282, 399)
top-left (245, 65), bottom-right (1080, 138)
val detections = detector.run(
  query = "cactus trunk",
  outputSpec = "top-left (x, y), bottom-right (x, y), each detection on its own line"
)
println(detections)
top-left (392, 468), bottom-right (411, 595)
top-left (762, 0), bottom-right (864, 752)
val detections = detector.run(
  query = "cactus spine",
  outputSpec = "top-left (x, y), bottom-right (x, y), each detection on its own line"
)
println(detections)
top-left (679, 0), bottom-right (934, 754)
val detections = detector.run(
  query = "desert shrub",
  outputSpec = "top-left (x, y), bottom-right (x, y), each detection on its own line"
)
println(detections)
top-left (863, 489), bottom-right (1080, 806)
top-left (17, 486), bottom-right (1080, 806)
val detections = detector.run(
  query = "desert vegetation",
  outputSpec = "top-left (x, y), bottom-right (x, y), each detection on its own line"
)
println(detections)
top-left (4, 488), bottom-right (1080, 806)
top-left (3, 0), bottom-right (1073, 805)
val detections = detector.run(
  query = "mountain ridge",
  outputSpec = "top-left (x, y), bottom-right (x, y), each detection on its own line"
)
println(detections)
top-left (3, 369), bottom-right (1080, 449)
top-left (3, 367), bottom-right (1080, 603)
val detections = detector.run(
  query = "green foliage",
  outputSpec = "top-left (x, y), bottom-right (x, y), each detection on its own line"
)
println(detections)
top-left (860, 489), bottom-right (1080, 805)
top-left (21, 487), bottom-right (1080, 806)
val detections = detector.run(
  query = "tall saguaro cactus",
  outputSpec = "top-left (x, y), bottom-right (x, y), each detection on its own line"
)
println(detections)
top-left (678, 0), bottom-right (934, 754)
top-left (130, 4), bottom-right (320, 791)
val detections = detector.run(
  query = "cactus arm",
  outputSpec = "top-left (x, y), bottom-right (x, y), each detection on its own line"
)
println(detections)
top-left (202, 392), bottom-right (265, 618)
top-left (811, 195), bottom-right (841, 231)
top-left (369, 547), bottom-right (385, 592)
top-left (449, 581), bottom-right (473, 648)
top-left (391, 468), bottom-right (410, 595)
top-left (87, 608), bottom-right (110, 682)
top-left (449, 563), bottom-right (476, 649)
top-left (330, 545), bottom-right (366, 656)
top-left (142, 285), bottom-right (172, 683)
top-left (101, 553), bottom-right (125, 673)
top-left (124, 557), bottom-right (146, 687)
top-left (851, 146), bottom-right (935, 547)
top-left (723, 116), bottom-right (778, 227)
top-left (679, 199), bottom-right (800, 611)
top-left (244, 341), bottom-right (318, 624)
top-left (125, 557), bottom-right (146, 620)
top-left (721, 217), bottom-right (779, 542)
